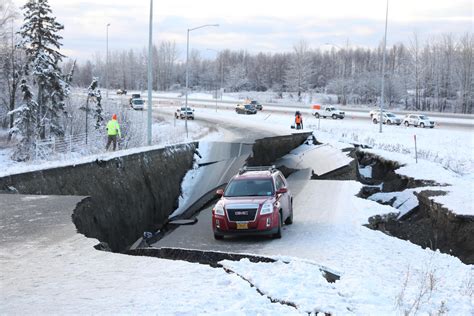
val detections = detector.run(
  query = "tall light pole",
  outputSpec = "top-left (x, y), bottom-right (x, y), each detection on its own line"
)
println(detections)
top-left (379, 0), bottom-right (389, 133)
top-left (185, 24), bottom-right (219, 138)
top-left (146, 0), bottom-right (153, 145)
top-left (106, 23), bottom-right (110, 100)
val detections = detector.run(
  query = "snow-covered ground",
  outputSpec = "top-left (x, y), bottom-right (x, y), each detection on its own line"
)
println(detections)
top-left (1, 94), bottom-right (473, 315)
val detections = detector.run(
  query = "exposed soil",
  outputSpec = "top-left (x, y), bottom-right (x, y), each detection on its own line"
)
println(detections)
top-left (357, 150), bottom-right (474, 264)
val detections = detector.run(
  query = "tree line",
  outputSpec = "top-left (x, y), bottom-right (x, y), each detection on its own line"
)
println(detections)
top-left (71, 34), bottom-right (473, 114)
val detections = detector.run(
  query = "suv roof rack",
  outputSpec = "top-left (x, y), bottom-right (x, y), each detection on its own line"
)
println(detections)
top-left (238, 165), bottom-right (277, 175)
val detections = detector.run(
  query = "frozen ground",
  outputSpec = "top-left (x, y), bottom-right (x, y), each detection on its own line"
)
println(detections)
top-left (1, 95), bottom-right (473, 315)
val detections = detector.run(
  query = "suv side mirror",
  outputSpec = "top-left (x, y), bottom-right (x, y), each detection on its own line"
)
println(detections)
top-left (216, 189), bottom-right (224, 196)
top-left (276, 187), bottom-right (288, 194)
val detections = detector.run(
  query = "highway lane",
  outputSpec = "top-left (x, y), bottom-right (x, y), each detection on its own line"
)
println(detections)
top-left (108, 92), bottom-right (472, 130)
top-left (151, 144), bottom-right (352, 254)
top-left (149, 95), bottom-right (474, 119)
top-left (0, 194), bottom-right (85, 249)
top-left (147, 97), bottom-right (472, 131)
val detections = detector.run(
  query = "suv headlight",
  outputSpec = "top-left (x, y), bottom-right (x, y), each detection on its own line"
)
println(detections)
top-left (260, 202), bottom-right (274, 215)
top-left (214, 203), bottom-right (225, 216)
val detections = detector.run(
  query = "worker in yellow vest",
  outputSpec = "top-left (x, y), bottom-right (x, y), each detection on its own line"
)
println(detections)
top-left (106, 114), bottom-right (121, 151)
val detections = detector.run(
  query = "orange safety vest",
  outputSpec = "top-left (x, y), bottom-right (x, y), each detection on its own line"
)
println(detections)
top-left (295, 115), bottom-right (301, 124)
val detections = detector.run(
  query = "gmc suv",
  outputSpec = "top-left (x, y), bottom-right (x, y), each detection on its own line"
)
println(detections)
top-left (212, 166), bottom-right (293, 240)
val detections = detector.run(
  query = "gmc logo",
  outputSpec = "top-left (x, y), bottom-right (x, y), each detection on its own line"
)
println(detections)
top-left (235, 211), bottom-right (248, 216)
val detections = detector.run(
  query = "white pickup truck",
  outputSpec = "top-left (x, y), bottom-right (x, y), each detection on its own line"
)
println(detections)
top-left (311, 105), bottom-right (345, 119)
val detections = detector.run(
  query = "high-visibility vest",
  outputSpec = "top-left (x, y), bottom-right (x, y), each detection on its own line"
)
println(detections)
top-left (107, 119), bottom-right (121, 137)
top-left (295, 115), bottom-right (301, 124)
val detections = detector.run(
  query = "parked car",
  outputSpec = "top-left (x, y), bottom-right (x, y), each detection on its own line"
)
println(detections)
top-left (175, 107), bottom-right (195, 120)
top-left (403, 114), bottom-right (435, 128)
top-left (372, 112), bottom-right (402, 125)
top-left (369, 109), bottom-right (387, 118)
top-left (312, 105), bottom-right (345, 119)
top-left (250, 100), bottom-right (263, 111)
top-left (130, 98), bottom-right (145, 110)
top-left (116, 89), bottom-right (127, 95)
top-left (129, 93), bottom-right (141, 105)
top-left (212, 166), bottom-right (293, 240)
top-left (235, 104), bottom-right (257, 115)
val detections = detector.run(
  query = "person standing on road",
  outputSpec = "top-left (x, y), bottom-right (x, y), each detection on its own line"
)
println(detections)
top-left (295, 111), bottom-right (303, 130)
top-left (106, 114), bottom-right (121, 151)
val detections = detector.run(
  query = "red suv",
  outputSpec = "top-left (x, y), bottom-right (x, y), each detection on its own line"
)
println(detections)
top-left (212, 166), bottom-right (293, 240)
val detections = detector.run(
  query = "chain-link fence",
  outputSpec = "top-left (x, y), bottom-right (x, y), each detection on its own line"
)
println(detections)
top-left (34, 130), bottom-right (107, 161)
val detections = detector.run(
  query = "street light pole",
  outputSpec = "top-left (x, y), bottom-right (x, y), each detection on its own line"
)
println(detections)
top-left (146, 0), bottom-right (153, 145)
top-left (106, 23), bottom-right (110, 101)
top-left (380, 0), bottom-right (389, 133)
top-left (185, 24), bottom-right (219, 138)
top-left (220, 56), bottom-right (224, 100)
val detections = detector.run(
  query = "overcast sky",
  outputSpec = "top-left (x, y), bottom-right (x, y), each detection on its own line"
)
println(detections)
top-left (12, 0), bottom-right (474, 62)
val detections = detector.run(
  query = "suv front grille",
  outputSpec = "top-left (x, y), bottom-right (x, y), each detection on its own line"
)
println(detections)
top-left (227, 208), bottom-right (258, 222)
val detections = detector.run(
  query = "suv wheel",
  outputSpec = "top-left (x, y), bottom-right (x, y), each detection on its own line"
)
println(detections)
top-left (314, 113), bottom-right (320, 118)
top-left (387, 120), bottom-right (392, 125)
top-left (214, 233), bottom-right (223, 240)
top-left (404, 121), bottom-right (409, 127)
top-left (285, 201), bottom-right (293, 225)
top-left (420, 122), bottom-right (425, 128)
top-left (273, 212), bottom-right (282, 239)
top-left (373, 118), bottom-right (378, 124)
top-left (332, 114), bottom-right (337, 119)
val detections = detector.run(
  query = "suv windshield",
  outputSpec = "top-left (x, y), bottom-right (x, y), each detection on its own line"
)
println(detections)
top-left (419, 115), bottom-right (429, 120)
top-left (224, 179), bottom-right (274, 197)
top-left (244, 105), bottom-right (254, 109)
top-left (386, 113), bottom-right (396, 117)
top-left (133, 99), bottom-right (144, 105)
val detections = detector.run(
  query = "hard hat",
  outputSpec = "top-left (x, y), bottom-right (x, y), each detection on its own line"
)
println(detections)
top-left (112, 114), bottom-right (117, 120)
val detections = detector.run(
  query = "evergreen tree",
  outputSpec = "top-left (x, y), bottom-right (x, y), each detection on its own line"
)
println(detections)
top-left (87, 77), bottom-right (103, 129)
top-left (18, 0), bottom-right (69, 139)
top-left (8, 79), bottom-right (38, 161)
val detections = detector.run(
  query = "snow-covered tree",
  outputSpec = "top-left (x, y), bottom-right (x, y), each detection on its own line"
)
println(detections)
top-left (87, 77), bottom-right (103, 129)
top-left (0, 0), bottom-right (21, 131)
top-left (227, 64), bottom-right (248, 91)
top-left (18, 0), bottom-right (69, 139)
top-left (285, 41), bottom-right (313, 101)
top-left (8, 79), bottom-right (38, 161)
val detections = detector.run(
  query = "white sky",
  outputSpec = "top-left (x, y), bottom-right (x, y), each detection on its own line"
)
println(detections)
top-left (11, 0), bottom-right (474, 61)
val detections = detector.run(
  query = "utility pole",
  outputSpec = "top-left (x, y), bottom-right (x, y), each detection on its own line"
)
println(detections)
top-left (380, 0), bottom-right (389, 133)
top-left (106, 23), bottom-right (110, 101)
top-left (147, 0), bottom-right (153, 145)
